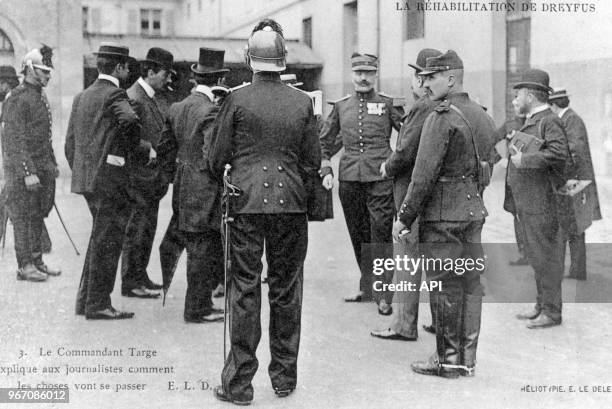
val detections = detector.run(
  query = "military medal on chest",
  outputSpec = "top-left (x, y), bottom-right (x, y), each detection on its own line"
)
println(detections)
top-left (367, 102), bottom-right (386, 116)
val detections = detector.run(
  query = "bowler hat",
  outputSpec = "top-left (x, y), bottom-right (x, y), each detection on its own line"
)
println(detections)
top-left (191, 47), bottom-right (229, 75)
top-left (419, 50), bottom-right (463, 76)
top-left (94, 42), bottom-right (131, 61)
top-left (0, 65), bottom-right (18, 80)
top-left (549, 87), bottom-right (569, 101)
top-left (408, 48), bottom-right (442, 72)
top-left (513, 69), bottom-right (552, 93)
top-left (142, 47), bottom-right (174, 71)
top-left (351, 53), bottom-right (378, 71)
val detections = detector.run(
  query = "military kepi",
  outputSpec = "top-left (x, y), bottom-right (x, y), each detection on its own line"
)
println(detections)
top-left (419, 50), bottom-right (463, 76)
top-left (408, 48), bottom-right (442, 72)
top-left (351, 53), bottom-right (378, 71)
top-left (513, 68), bottom-right (552, 92)
top-left (549, 87), bottom-right (569, 101)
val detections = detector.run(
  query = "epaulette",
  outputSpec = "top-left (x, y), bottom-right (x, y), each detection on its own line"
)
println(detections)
top-left (230, 82), bottom-right (251, 92)
top-left (378, 92), bottom-right (406, 108)
top-left (434, 100), bottom-right (450, 113)
top-left (326, 94), bottom-right (350, 105)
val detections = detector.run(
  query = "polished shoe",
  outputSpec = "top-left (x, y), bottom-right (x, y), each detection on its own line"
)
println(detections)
top-left (213, 385), bottom-right (252, 406)
top-left (35, 262), bottom-right (61, 276)
top-left (122, 286), bottom-right (160, 299)
top-left (274, 387), bottom-right (295, 397)
top-left (377, 300), bottom-right (393, 316)
top-left (370, 328), bottom-right (416, 341)
top-left (184, 311), bottom-right (224, 323)
top-left (526, 314), bottom-right (561, 329)
top-left (516, 308), bottom-right (540, 320)
top-left (212, 283), bottom-right (225, 298)
top-left (344, 291), bottom-right (366, 302)
top-left (422, 324), bottom-right (435, 334)
top-left (411, 356), bottom-right (461, 379)
top-left (143, 277), bottom-right (163, 290)
top-left (86, 307), bottom-right (134, 320)
top-left (16, 264), bottom-right (48, 282)
top-left (509, 256), bottom-right (529, 266)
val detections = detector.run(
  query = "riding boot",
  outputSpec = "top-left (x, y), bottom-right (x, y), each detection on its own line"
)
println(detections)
top-left (460, 294), bottom-right (482, 377)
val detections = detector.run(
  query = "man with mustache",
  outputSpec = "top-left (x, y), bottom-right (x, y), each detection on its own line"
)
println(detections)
top-left (320, 53), bottom-right (403, 315)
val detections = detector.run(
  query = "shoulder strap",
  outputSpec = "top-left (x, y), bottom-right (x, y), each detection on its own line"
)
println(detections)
top-left (449, 103), bottom-right (482, 165)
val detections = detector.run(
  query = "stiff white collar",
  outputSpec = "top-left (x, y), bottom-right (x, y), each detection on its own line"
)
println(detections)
top-left (194, 84), bottom-right (214, 102)
top-left (137, 77), bottom-right (155, 98)
top-left (526, 104), bottom-right (549, 118)
top-left (557, 107), bottom-right (569, 118)
top-left (98, 74), bottom-right (119, 88)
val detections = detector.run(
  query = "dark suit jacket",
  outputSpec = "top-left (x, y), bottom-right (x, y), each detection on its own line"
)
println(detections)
top-left (127, 81), bottom-right (170, 201)
top-left (507, 107), bottom-right (568, 215)
top-left (398, 92), bottom-right (496, 226)
top-left (165, 90), bottom-right (221, 232)
top-left (385, 94), bottom-right (438, 211)
top-left (64, 78), bottom-right (141, 197)
top-left (495, 116), bottom-right (525, 214)
top-left (560, 108), bottom-right (602, 220)
top-left (208, 72), bottom-right (320, 214)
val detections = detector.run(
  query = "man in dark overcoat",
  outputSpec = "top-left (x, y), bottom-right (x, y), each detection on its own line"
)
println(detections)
top-left (121, 47), bottom-right (174, 298)
top-left (209, 20), bottom-right (320, 405)
top-left (158, 47), bottom-right (228, 323)
top-left (65, 42), bottom-right (148, 319)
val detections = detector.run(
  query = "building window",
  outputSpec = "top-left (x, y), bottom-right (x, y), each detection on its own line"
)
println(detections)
top-left (82, 7), bottom-right (88, 33)
top-left (0, 30), bottom-right (14, 53)
top-left (403, 0), bottom-right (424, 40)
top-left (141, 9), bottom-right (162, 36)
top-left (302, 17), bottom-right (312, 48)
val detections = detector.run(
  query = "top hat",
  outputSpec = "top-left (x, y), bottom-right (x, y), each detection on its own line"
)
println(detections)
top-left (280, 74), bottom-right (303, 87)
top-left (419, 50), bottom-right (463, 76)
top-left (408, 48), bottom-right (442, 72)
top-left (191, 47), bottom-right (229, 75)
top-left (0, 65), bottom-right (19, 80)
top-left (351, 53), bottom-right (378, 71)
top-left (513, 68), bottom-right (552, 93)
top-left (94, 42), bottom-right (131, 61)
top-left (549, 87), bottom-right (569, 101)
top-left (142, 47), bottom-right (174, 71)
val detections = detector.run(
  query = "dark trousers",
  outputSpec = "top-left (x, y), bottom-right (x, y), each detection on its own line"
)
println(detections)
top-left (121, 200), bottom-right (160, 289)
top-left (560, 230), bottom-right (586, 280)
top-left (513, 213), bottom-right (527, 259)
top-left (338, 180), bottom-right (394, 300)
top-left (159, 214), bottom-right (223, 318)
top-left (519, 211), bottom-right (564, 322)
top-left (6, 172), bottom-right (54, 268)
top-left (76, 192), bottom-right (132, 314)
top-left (222, 213), bottom-right (307, 401)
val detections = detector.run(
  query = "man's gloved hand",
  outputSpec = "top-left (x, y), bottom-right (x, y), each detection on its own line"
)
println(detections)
top-left (380, 162), bottom-right (388, 178)
top-left (24, 174), bottom-right (41, 191)
top-left (509, 145), bottom-right (523, 168)
top-left (322, 174), bottom-right (333, 190)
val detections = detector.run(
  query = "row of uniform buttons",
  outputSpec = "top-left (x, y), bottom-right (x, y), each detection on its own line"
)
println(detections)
top-left (358, 97), bottom-right (365, 153)
top-left (262, 164), bottom-right (286, 205)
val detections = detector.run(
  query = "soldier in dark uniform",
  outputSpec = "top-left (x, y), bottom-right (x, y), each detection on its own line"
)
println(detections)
top-left (549, 87), bottom-right (602, 281)
top-left (509, 69), bottom-right (568, 329)
top-left (370, 48), bottom-right (441, 341)
top-left (393, 51), bottom-right (495, 378)
top-left (1, 47), bottom-right (60, 282)
top-left (158, 47), bottom-right (228, 323)
top-left (319, 52), bottom-right (402, 314)
top-left (209, 21), bottom-right (320, 405)
top-left (65, 42), bottom-right (146, 319)
top-left (121, 47), bottom-right (174, 299)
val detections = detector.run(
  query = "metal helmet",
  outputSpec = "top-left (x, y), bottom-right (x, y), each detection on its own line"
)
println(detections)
top-left (22, 45), bottom-right (53, 73)
top-left (245, 26), bottom-right (287, 72)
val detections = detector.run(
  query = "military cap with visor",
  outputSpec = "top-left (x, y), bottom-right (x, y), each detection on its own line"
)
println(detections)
top-left (408, 48), bottom-right (442, 72)
top-left (351, 53), bottom-right (378, 71)
top-left (418, 50), bottom-right (463, 76)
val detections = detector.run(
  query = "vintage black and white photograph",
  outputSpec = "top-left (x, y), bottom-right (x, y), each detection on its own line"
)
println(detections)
top-left (0, 0), bottom-right (611, 408)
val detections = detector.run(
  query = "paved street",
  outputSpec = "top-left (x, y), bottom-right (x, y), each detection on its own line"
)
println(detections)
top-left (1, 170), bottom-right (611, 409)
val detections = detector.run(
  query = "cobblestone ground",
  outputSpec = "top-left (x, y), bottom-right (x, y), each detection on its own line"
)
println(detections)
top-left (0, 170), bottom-right (610, 409)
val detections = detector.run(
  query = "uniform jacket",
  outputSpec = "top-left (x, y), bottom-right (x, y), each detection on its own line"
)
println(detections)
top-left (506, 107), bottom-right (568, 215)
top-left (320, 90), bottom-right (402, 182)
top-left (559, 108), bottom-right (602, 221)
top-left (398, 92), bottom-right (495, 226)
top-left (64, 78), bottom-right (141, 196)
top-left (1, 82), bottom-right (56, 185)
top-left (127, 80), bottom-right (171, 201)
top-left (164, 89), bottom-right (221, 232)
top-left (385, 94), bottom-right (438, 211)
top-left (208, 72), bottom-right (320, 214)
